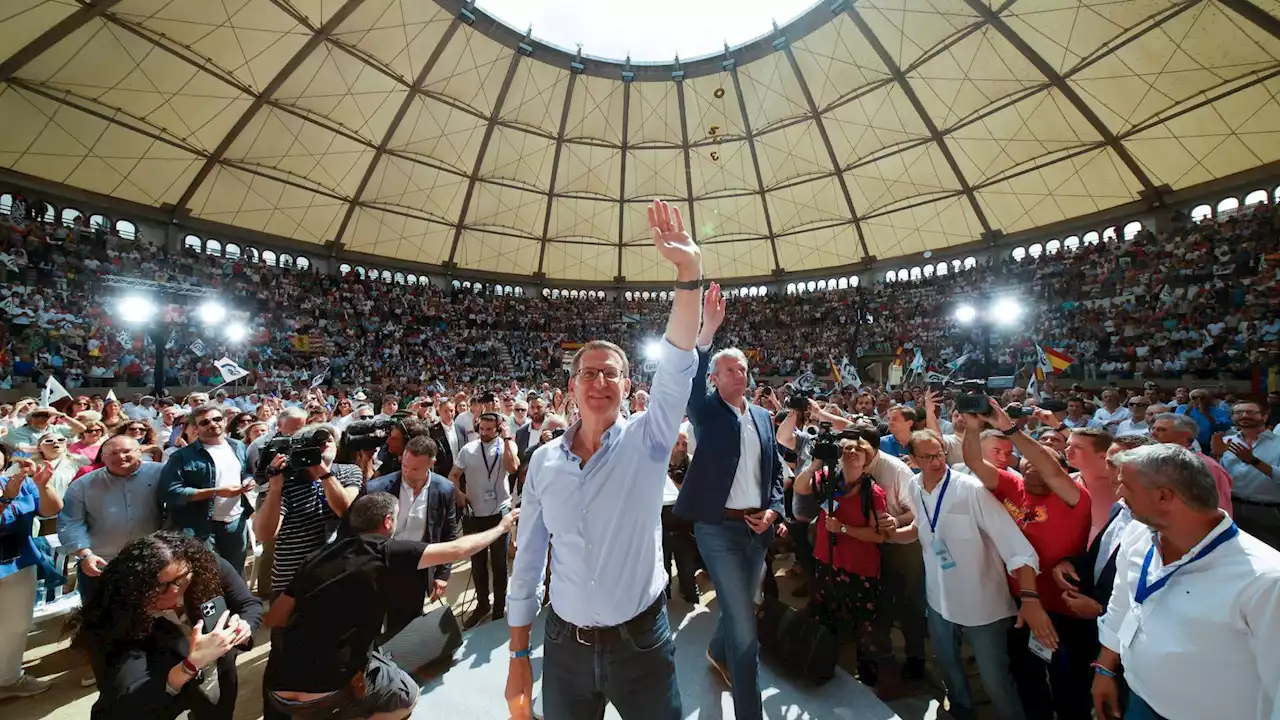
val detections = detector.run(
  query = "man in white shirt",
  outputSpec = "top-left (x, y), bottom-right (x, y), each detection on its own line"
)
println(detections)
top-left (373, 394), bottom-right (399, 422)
top-left (1114, 396), bottom-right (1151, 437)
top-left (1093, 444), bottom-right (1280, 720)
top-left (1063, 397), bottom-right (1093, 429)
top-left (1090, 390), bottom-right (1130, 432)
top-left (448, 412), bottom-right (519, 629)
top-left (1219, 400), bottom-right (1280, 550)
top-left (887, 430), bottom-right (1053, 720)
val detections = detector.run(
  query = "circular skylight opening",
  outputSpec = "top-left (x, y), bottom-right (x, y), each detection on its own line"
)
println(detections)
top-left (478, 0), bottom-right (819, 62)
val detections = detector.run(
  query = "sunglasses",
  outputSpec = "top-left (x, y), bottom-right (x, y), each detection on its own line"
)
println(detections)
top-left (83, 427), bottom-right (104, 434)
top-left (197, 416), bottom-right (225, 427)
top-left (40, 438), bottom-right (67, 445)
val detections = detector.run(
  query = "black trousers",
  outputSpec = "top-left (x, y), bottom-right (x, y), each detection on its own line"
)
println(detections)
top-left (1008, 610), bottom-right (1096, 720)
top-left (661, 506), bottom-right (699, 597)
top-left (463, 514), bottom-right (508, 613)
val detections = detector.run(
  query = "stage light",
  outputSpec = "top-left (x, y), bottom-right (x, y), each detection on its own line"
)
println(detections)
top-left (643, 338), bottom-right (664, 362)
top-left (954, 304), bottom-right (977, 324)
top-left (225, 323), bottom-right (248, 343)
top-left (199, 301), bottom-right (227, 325)
top-left (117, 295), bottom-right (157, 325)
top-left (991, 297), bottom-right (1023, 325)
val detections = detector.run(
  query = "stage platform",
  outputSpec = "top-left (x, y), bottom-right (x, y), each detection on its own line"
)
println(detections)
top-left (415, 599), bottom-right (902, 719)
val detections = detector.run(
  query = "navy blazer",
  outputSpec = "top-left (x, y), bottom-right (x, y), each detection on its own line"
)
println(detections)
top-left (675, 347), bottom-right (785, 523)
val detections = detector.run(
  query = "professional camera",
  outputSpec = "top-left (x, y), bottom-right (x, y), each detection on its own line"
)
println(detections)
top-left (342, 418), bottom-right (395, 453)
top-left (807, 421), bottom-right (860, 463)
top-left (260, 428), bottom-right (332, 476)
top-left (787, 389), bottom-right (812, 411)
top-left (952, 380), bottom-right (993, 415)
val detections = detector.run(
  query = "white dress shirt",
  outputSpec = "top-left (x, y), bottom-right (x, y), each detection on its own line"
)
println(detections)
top-left (866, 450), bottom-right (915, 519)
top-left (1099, 513), bottom-right (1280, 720)
top-left (1091, 405), bottom-right (1131, 430)
top-left (1115, 418), bottom-right (1151, 436)
top-left (910, 470), bottom-right (1039, 627)
top-left (1221, 431), bottom-right (1280, 504)
top-left (394, 481), bottom-right (430, 541)
top-left (723, 402), bottom-right (763, 510)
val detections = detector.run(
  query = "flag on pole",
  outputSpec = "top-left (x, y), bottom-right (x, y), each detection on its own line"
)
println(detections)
top-left (40, 376), bottom-right (71, 408)
top-left (839, 355), bottom-right (861, 389)
top-left (828, 356), bottom-right (843, 387)
top-left (910, 347), bottom-right (925, 373)
top-left (947, 353), bottom-right (972, 373)
top-left (106, 389), bottom-right (118, 403)
top-left (1042, 346), bottom-right (1075, 373)
top-left (310, 371), bottom-right (327, 389)
top-left (213, 357), bottom-right (250, 383)
top-left (189, 339), bottom-right (207, 357)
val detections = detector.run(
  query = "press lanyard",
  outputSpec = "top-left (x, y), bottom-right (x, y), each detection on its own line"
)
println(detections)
top-left (918, 468), bottom-right (951, 534)
top-left (1135, 522), bottom-right (1238, 604)
top-left (481, 440), bottom-right (501, 482)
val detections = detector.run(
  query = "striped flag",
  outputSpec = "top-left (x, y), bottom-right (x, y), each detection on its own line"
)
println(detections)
top-left (1042, 346), bottom-right (1075, 373)
top-left (828, 356), bottom-right (842, 386)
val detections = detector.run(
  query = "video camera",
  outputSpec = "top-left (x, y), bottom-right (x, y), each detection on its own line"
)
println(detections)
top-left (806, 421), bottom-right (860, 463)
top-left (342, 418), bottom-right (396, 453)
top-left (260, 427), bottom-right (332, 477)
top-left (945, 379), bottom-right (1035, 419)
top-left (787, 387), bottom-right (812, 411)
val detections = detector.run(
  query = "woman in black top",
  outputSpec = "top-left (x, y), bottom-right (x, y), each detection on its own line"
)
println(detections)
top-left (68, 531), bottom-right (263, 719)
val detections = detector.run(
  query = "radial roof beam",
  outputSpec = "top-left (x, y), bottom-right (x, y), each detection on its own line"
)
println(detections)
top-left (1217, 0), bottom-right (1280, 41)
top-left (727, 59), bottom-right (783, 272)
top-left (675, 69), bottom-right (698, 244)
top-left (329, 19), bottom-right (464, 256)
top-left (171, 0), bottom-right (368, 218)
top-left (534, 62), bottom-right (581, 277)
top-left (776, 31), bottom-right (870, 260)
top-left (842, 4), bottom-right (994, 239)
top-left (445, 43), bottom-right (527, 267)
top-left (615, 69), bottom-right (633, 281)
top-left (0, 0), bottom-right (125, 84)
top-left (962, 0), bottom-right (1161, 202)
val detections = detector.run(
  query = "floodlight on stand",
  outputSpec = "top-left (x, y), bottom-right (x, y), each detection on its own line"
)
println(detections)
top-left (643, 338), bottom-right (665, 362)
top-left (225, 322), bottom-right (248, 343)
top-left (198, 301), bottom-right (226, 325)
top-left (991, 297), bottom-right (1023, 325)
top-left (117, 295), bottom-right (157, 325)
top-left (954, 304), bottom-right (977, 324)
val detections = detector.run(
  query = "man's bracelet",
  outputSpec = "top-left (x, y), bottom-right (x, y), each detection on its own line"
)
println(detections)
top-left (673, 277), bottom-right (703, 290)
top-left (1091, 662), bottom-right (1117, 678)
top-left (1019, 589), bottom-right (1040, 600)
top-left (1000, 426), bottom-right (1018, 437)
top-left (510, 648), bottom-right (532, 660)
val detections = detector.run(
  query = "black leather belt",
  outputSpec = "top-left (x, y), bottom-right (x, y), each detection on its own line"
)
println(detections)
top-left (559, 595), bottom-right (663, 647)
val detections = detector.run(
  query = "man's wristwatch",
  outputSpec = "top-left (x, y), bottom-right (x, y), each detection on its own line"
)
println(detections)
top-left (673, 277), bottom-right (703, 290)
top-left (839, 524), bottom-right (847, 535)
top-left (1000, 426), bottom-right (1018, 436)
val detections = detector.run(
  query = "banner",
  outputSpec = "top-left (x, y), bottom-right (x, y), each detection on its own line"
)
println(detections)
top-left (106, 389), bottom-right (118, 403)
top-left (840, 356), bottom-right (862, 389)
top-left (189, 339), bottom-right (207, 357)
top-left (164, 328), bottom-right (179, 350)
top-left (40, 376), bottom-right (70, 407)
top-left (310, 371), bottom-right (327, 389)
top-left (213, 356), bottom-right (250, 382)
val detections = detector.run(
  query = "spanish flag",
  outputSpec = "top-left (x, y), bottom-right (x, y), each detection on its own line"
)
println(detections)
top-left (1041, 346), bottom-right (1075, 373)
top-left (829, 356), bottom-right (842, 386)
top-left (291, 334), bottom-right (310, 352)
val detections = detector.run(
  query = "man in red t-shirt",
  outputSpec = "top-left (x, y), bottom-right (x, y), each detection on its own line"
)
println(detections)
top-left (962, 398), bottom-right (1094, 720)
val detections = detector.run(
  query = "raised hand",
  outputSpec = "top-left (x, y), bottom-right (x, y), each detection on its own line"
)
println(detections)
top-left (647, 200), bottom-right (700, 274)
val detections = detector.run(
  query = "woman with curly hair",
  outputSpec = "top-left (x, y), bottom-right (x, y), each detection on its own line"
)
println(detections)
top-left (112, 419), bottom-right (164, 462)
top-left (69, 531), bottom-right (262, 719)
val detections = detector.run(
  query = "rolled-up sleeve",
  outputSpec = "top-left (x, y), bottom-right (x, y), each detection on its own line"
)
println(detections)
top-left (972, 486), bottom-right (1039, 576)
top-left (507, 455), bottom-right (550, 628)
top-left (639, 338), bottom-right (697, 462)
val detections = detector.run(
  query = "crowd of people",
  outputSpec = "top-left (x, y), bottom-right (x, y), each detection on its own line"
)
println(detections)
top-left (0, 194), bottom-right (1275, 720)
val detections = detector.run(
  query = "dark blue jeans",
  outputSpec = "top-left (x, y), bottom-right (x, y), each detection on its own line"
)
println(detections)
top-left (542, 602), bottom-right (681, 720)
top-left (694, 519), bottom-right (774, 720)
top-left (1126, 693), bottom-right (1169, 720)
top-left (207, 515), bottom-right (250, 576)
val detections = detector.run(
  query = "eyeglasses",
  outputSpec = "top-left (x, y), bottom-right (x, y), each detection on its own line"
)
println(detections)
top-left (912, 452), bottom-right (946, 463)
top-left (156, 570), bottom-right (194, 594)
top-left (197, 416), bottom-right (225, 427)
top-left (126, 426), bottom-right (148, 433)
top-left (83, 428), bottom-right (104, 434)
top-left (576, 367), bottom-right (623, 382)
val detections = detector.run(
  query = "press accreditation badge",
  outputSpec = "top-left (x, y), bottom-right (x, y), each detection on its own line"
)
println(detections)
top-left (1118, 608), bottom-right (1140, 649)
top-left (932, 538), bottom-right (956, 570)
top-left (1028, 635), bottom-right (1053, 663)
top-left (484, 490), bottom-right (497, 501)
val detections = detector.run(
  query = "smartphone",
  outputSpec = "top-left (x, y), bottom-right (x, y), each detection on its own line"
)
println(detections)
top-left (199, 596), bottom-right (229, 633)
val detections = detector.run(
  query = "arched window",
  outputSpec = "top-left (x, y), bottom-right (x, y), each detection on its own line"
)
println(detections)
top-left (206, 239), bottom-right (222, 256)
top-left (1062, 236), bottom-right (1079, 252)
top-left (963, 256), bottom-right (977, 270)
top-left (827, 279), bottom-right (836, 289)
top-left (935, 262), bottom-right (947, 276)
top-left (394, 272), bottom-right (405, 284)
top-left (262, 250), bottom-right (277, 266)
top-left (951, 259), bottom-right (962, 272)
top-left (61, 208), bottom-right (82, 227)
top-left (223, 243), bottom-right (241, 260)
top-left (1045, 239), bottom-right (1061, 255)
top-left (541, 287), bottom-right (550, 297)
top-left (1122, 221), bottom-right (1142, 240)
top-left (884, 271), bottom-right (895, 283)
top-left (807, 280), bottom-right (817, 291)
top-left (381, 270), bottom-right (392, 283)
top-left (1275, 186), bottom-right (1280, 204)
top-left (514, 286), bottom-right (522, 296)
top-left (837, 277), bottom-right (848, 289)
top-left (1012, 247), bottom-right (1027, 261)
top-left (642, 291), bottom-right (652, 300)
top-left (0, 194), bottom-right (11, 214)
top-left (1245, 189), bottom-right (1268, 206)
top-left (89, 214), bottom-right (109, 232)
top-left (462, 280), bottom-right (472, 289)
top-left (296, 256), bottom-right (310, 270)
top-left (407, 274), bottom-right (418, 284)
top-left (1216, 197), bottom-right (1239, 215)
top-left (757, 286), bottom-right (767, 296)
top-left (549, 289), bottom-right (559, 299)
top-left (896, 269), bottom-right (908, 282)
top-left (340, 263), bottom-right (353, 275)
top-left (115, 219), bottom-right (137, 239)
top-left (909, 266), bottom-right (922, 280)
top-left (1190, 204), bottom-right (1213, 222)
top-left (625, 291), bottom-right (634, 300)
top-left (1028, 243), bottom-right (1043, 258)
top-left (923, 264), bottom-right (934, 277)
top-left (40, 202), bottom-right (56, 224)
top-left (817, 280), bottom-right (827, 290)
top-left (184, 234), bottom-right (202, 252)
top-left (244, 247), bottom-right (259, 263)
top-left (747, 287), bottom-right (757, 297)
top-left (787, 282), bottom-right (797, 294)
top-left (357, 267), bottom-right (368, 279)
top-left (850, 276), bottom-right (859, 287)
top-left (280, 253), bottom-right (294, 268)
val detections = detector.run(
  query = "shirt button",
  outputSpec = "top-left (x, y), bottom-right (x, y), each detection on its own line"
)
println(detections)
top-left (590, 580), bottom-right (596, 586)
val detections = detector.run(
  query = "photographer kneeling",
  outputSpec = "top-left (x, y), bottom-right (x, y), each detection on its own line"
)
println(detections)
top-left (262, 492), bottom-right (518, 720)
top-left (792, 434), bottom-right (891, 685)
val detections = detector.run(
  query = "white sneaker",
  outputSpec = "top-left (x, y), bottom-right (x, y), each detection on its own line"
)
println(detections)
top-left (80, 673), bottom-right (97, 688)
top-left (0, 675), bottom-right (51, 699)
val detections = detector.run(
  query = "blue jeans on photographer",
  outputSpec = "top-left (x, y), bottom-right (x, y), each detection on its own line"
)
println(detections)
top-left (694, 518), bottom-right (773, 720)
top-left (542, 597), bottom-right (681, 719)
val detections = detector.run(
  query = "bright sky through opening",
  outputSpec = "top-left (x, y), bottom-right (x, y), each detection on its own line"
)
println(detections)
top-left (478, 0), bottom-right (819, 62)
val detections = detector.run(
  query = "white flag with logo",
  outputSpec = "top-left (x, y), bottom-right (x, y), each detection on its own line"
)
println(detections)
top-left (189, 339), bottom-right (207, 357)
top-left (214, 356), bottom-right (250, 382)
top-left (40, 376), bottom-right (71, 407)
top-left (106, 389), bottom-right (118, 403)
top-left (310, 371), bottom-right (327, 389)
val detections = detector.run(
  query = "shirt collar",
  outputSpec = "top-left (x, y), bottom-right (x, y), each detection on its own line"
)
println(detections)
top-left (559, 414), bottom-right (629, 459)
top-left (1149, 510), bottom-right (1233, 570)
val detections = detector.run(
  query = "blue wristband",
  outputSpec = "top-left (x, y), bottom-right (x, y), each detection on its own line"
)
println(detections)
top-left (510, 648), bottom-right (531, 660)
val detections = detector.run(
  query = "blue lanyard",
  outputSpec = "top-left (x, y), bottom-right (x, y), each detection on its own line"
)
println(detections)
top-left (1135, 522), bottom-right (1238, 604)
top-left (918, 468), bottom-right (951, 534)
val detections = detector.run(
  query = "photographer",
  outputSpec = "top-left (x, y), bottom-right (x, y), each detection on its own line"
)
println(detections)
top-left (374, 417), bottom-right (428, 479)
top-left (252, 423), bottom-right (363, 598)
top-left (961, 397), bottom-right (1092, 720)
top-left (792, 436), bottom-right (887, 685)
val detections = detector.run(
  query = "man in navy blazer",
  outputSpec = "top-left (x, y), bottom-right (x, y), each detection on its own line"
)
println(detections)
top-left (364, 435), bottom-right (458, 635)
top-left (675, 283), bottom-right (783, 720)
